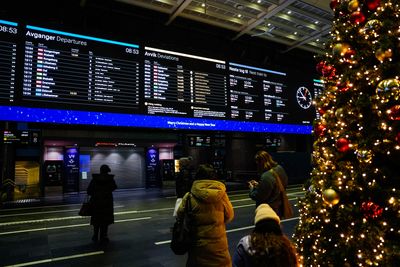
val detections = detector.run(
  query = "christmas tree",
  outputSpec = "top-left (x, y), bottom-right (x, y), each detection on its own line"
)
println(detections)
top-left (294, 0), bottom-right (400, 266)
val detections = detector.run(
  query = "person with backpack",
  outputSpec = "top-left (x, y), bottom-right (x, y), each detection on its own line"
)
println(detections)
top-left (176, 164), bottom-right (234, 267)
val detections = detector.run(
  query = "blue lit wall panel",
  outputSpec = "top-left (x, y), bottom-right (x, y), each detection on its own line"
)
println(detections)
top-left (0, 106), bottom-right (312, 134)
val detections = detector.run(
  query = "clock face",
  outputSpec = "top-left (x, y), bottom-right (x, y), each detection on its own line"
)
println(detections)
top-left (296, 86), bottom-right (312, 109)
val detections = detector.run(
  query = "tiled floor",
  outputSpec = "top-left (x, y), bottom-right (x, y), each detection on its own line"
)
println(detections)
top-left (0, 185), bottom-right (301, 266)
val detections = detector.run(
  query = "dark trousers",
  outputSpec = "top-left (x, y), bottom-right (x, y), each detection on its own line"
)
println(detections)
top-left (93, 224), bottom-right (108, 240)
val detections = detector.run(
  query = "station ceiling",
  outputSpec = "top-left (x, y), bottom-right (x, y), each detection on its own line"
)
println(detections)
top-left (115, 0), bottom-right (333, 54)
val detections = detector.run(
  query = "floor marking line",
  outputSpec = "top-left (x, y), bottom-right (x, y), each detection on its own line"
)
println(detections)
top-left (0, 205), bottom-right (124, 218)
top-left (3, 251), bottom-right (105, 267)
top-left (0, 203), bottom-right (82, 212)
top-left (233, 204), bottom-right (254, 209)
top-left (154, 216), bottom-right (300, 245)
top-left (0, 217), bottom-right (152, 236)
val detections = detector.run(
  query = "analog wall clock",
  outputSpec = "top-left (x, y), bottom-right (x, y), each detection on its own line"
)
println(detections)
top-left (296, 86), bottom-right (312, 109)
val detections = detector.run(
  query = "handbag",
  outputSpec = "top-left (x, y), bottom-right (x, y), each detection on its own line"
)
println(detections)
top-left (170, 193), bottom-right (194, 255)
top-left (78, 195), bottom-right (92, 216)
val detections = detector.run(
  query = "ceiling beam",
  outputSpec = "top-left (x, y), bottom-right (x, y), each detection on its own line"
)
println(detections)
top-left (233, 0), bottom-right (296, 40)
top-left (166, 0), bottom-right (193, 25)
top-left (282, 24), bottom-right (331, 53)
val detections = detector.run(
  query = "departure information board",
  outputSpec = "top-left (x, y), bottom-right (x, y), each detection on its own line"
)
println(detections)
top-left (22, 25), bottom-right (140, 110)
top-left (0, 19), bottom-right (313, 134)
top-left (0, 20), bottom-right (17, 102)
top-left (228, 62), bottom-right (287, 123)
top-left (144, 46), bottom-right (227, 119)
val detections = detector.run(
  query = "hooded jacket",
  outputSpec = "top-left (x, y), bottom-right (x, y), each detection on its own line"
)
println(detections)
top-left (177, 179), bottom-right (234, 267)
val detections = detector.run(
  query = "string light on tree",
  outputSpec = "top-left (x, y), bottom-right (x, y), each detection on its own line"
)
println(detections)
top-left (294, 0), bottom-right (400, 265)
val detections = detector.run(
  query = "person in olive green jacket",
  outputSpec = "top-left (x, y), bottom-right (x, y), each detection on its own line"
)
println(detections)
top-left (248, 150), bottom-right (289, 217)
top-left (177, 164), bottom-right (234, 267)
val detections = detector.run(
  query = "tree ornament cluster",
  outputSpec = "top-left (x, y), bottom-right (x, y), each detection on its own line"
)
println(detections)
top-left (361, 201), bottom-right (384, 219)
top-left (295, 0), bottom-right (400, 264)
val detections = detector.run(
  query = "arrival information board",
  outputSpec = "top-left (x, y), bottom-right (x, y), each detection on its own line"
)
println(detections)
top-left (22, 25), bottom-right (140, 110)
top-left (0, 20), bottom-right (17, 102)
top-left (143, 46), bottom-right (227, 119)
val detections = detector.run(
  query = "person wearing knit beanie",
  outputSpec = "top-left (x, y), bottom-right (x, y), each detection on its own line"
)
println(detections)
top-left (233, 204), bottom-right (298, 267)
top-left (254, 204), bottom-right (280, 225)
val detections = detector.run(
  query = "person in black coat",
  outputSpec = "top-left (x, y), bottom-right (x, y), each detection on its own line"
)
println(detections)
top-left (87, 164), bottom-right (117, 243)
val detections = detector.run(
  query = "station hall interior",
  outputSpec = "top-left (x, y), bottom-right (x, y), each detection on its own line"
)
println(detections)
top-left (0, 0), bottom-right (326, 202)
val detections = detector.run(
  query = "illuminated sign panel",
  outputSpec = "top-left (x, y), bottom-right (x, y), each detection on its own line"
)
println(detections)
top-left (22, 25), bottom-right (140, 111)
top-left (0, 20), bottom-right (17, 103)
top-left (143, 46), bottom-right (227, 119)
top-left (0, 20), bottom-right (314, 134)
top-left (228, 62), bottom-right (287, 123)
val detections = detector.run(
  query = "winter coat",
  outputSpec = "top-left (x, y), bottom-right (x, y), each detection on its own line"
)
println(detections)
top-left (177, 179), bottom-right (234, 267)
top-left (176, 167), bottom-right (194, 198)
top-left (233, 235), bottom-right (298, 267)
top-left (233, 235), bottom-right (256, 267)
top-left (87, 173), bottom-right (117, 226)
top-left (249, 165), bottom-right (288, 216)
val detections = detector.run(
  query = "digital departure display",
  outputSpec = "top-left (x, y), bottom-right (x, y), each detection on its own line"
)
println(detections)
top-left (228, 62), bottom-right (287, 123)
top-left (0, 19), bottom-right (314, 134)
top-left (144, 47), bottom-right (227, 119)
top-left (22, 25), bottom-right (140, 110)
top-left (0, 20), bottom-right (17, 103)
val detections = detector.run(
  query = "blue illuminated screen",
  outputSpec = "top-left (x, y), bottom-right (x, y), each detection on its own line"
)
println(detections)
top-left (0, 19), bottom-right (314, 134)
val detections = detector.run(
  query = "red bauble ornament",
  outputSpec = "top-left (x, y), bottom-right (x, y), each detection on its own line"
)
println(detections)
top-left (316, 61), bottom-right (326, 74)
top-left (336, 137), bottom-right (350, 152)
top-left (322, 65), bottom-right (336, 79)
top-left (318, 106), bottom-right (328, 116)
top-left (366, 0), bottom-right (380, 10)
top-left (330, 0), bottom-right (340, 10)
top-left (361, 201), bottom-right (383, 219)
top-left (350, 11), bottom-right (366, 25)
top-left (396, 132), bottom-right (400, 145)
top-left (337, 81), bottom-right (352, 92)
top-left (344, 49), bottom-right (355, 59)
top-left (386, 105), bottom-right (400, 120)
top-left (314, 124), bottom-right (327, 137)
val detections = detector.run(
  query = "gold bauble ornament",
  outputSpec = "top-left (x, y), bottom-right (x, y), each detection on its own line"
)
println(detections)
top-left (376, 79), bottom-right (400, 93)
top-left (322, 188), bottom-right (340, 205)
top-left (335, 107), bottom-right (345, 117)
top-left (333, 43), bottom-right (351, 56)
top-left (348, 0), bottom-right (359, 11)
top-left (375, 48), bottom-right (393, 61)
top-left (363, 19), bottom-right (382, 35)
top-left (356, 149), bottom-right (373, 163)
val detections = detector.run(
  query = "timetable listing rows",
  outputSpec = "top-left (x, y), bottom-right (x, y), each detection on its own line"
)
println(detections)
top-left (22, 43), bottom-right (140, 108)
top-left (0, 41), bottom-right (16, 102)
top-left (144, 61), bottom-right (226, 105)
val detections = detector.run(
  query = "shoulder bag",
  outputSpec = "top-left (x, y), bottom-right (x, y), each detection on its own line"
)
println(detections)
top-left (271, 168), bottom-right (294, 219)
top-left (170, 193), bottom-right (194, 255)
top-left (78, 195), bottom-right (93, 216)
